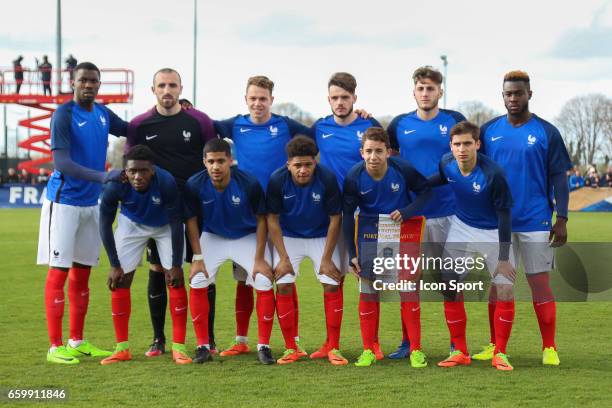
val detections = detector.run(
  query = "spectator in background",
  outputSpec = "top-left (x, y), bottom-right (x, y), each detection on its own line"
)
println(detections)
top-left (65, 54), bottom-right (77, 81)
top-left (18, 168), bottom-right (32, 184)
top-left (13, 55), bottom-right (24, 94)
top-left (568, 169), bottom-right (585, 191)
top-left (605, 167), bottom-right (612, 188)
top-left (6, 168), bottom-right (19, 183)
top-left (37, 55), bottom-right (52, 96)
top-left (0, 169), bottom-right (4, 185)
top-left (36, 168), bottom-right (50, 185)
top-left (586, 170), bottom-right (600, 189)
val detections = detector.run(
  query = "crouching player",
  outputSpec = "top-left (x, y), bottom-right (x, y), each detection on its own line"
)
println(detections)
top-left (267, 136), bottom-right (347, 365)
top-left (185, 138), bottom-right (277, 365)
top-left (99, 145), bottom-right (191, 365)
top-left (342, 127), bottom-right (432, 367)
top-left (431, 122), bottom-right (517, 371)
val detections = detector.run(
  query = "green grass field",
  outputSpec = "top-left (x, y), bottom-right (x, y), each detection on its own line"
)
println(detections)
top-left (1, 210), bottom-right (611, 407)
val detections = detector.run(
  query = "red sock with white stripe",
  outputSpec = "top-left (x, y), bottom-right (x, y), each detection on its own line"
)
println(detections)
top-left (189, 287), bottom-right (210, 346)
top-left (494, 300), bottom-right (515, 354)
top-left (488, 286), bottom-right (497, 344)
top-left (111, 288), bottom-right (131, 343)
top-left (358, 293), bottom-right (378, 350)
top-left (527, 273), bottom-right (556, 349)
top-left (291, 283), bottom-right (299, 341)
top-left (68, 266), bottom-right (90, 341)
top-left (168, 286), bottom-right (188, 344)
top-left (401, 301), bottom-right (422, 351)
top-left (45, 268), bottom-right (67, 346)
top-left (324, 290), bottom-right (343, 350)
top-left (443, 300), bottom-right (468, 354)
top-left (276, 292), bottom-right (296, 350)
top-left (256, 289), bottom-right (275, 346)
top-left (235, 283), bottom-right (254, 339)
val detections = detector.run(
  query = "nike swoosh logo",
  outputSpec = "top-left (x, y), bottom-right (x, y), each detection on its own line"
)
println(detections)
top-left (491, 136), bottom-right (503, 141)
top-left (146, 134), bottom-right (158, 140)
top-left (535, 301), bottom-right (552, 306)
top-left (278, 312), bottom-right (291, 319)
top-left (263, 315), bottom-right (274, 321)
top-left (322, 133), bottom-right (334, 139)
top-left (404, 129), bottom-right (416, 134)
top-left (202, 199), bottom-right (214, 204)
top-left (112, 312), bottom-right (126, 316)
top-left (412, 307), bottom-right (420, 312)
top-left (175, 307), bottom-right (187, 312)
top-left (78, 121), bottom-right (87, 127)
top-left (360, 189), bottom-right (372, 195)
top-left (54, 298), bottom-right (65, 304)
top-left (446, 319), bottom-right (463, 324)
top-left (240, 128), bottom-right (251, 133)
top-left (192, 314), bottom-right (201, 322)
top-left (55, 356), bottom-right (75, 361)
top-left (499, 317), bottom-right (513, 323)
top-left (81, 290), bottom-right (89, 297)
top-left (334, 308), bottom-right (343, 313)
top-left (149, 293), bottom-right (163, 299)
top-left (360, 311), bottom-right (374, 316)
top-left (283, 194), bottom-right (296, 199)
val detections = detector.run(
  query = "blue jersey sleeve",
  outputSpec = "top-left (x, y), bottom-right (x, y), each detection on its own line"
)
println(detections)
top-left (544, 122), bottom-right (572, 176)
top-left (104, 106), bottom-right (128, 137)
top-left (247, 177), bottom-right (267, 215)
top-left (184, 173), bottom-right (204, 219)
top-left (478, 116), bottom-right (502, 156)
top-left (320, 168), bottom-right (342, 215)
top-left (490, 169), bottom-right (514, 210)
top-left (393, 158), bottom-right (432, 220)
top-left (50, 104), bottom-right (73, 151)
top-left (447, 110), bottom-right (467, 124)
top-left (266, 169), bottom-right (285, 215)
top-left (214, 116), bottom-right (238, 139)
top-left (284, 117), bottom-right (314, 138)
top-left (99, 182), bottom-right (123, 268)
top-left (342, 166), bottom-right (361, 259)
top-left (387, 114), bottom-right (406, 151)
top-left (369, 117), bottom-right (382, 128)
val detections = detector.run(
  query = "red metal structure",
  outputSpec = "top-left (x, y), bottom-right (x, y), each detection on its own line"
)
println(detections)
top-left (0, 67), bottom-right (133, 174)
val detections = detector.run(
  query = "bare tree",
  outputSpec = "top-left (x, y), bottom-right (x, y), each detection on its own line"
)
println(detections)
top-left (555, 94), bottom-right (612, 166)
top-left (455, 100), bottom-right (499, 126)
top-left (107, 138), bottom-right (126, 169)
top-left (272, 102), bottom-right (315, 127)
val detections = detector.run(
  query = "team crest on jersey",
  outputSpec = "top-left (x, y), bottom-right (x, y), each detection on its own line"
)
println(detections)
top-left (472, 182), bottom-right (481, 193)
top-left (357, 130), bottom-right (364, 141)
top-left (269, 126), bottom-right (279, 137)
top-left (391, 182), bottom-right (400, 192)
top-left (100, 115), bottom-right (107, 126)
top-left (527, 134), bottom-right (537, 146)
top-left (151, 196), bottom-right (161, 205)
top-left (183, 130), bottom-right (191, 143)
top-left (439, 125), bottom-right (448, 135)
top-left (231, 195), bottom-right (241, 205)
top-left (312, 192), bottom-right (321, 202)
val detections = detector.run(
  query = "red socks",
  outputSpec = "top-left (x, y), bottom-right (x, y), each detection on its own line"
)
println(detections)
top-left (323, 290), bottom-right (343, 349)
top-left (291, 282), bottom-right (299, 340)
top-left (256, 289), bottom-right (275, 345)
top-left (400, 300), bottom-right (422, 351)
top-left (168, 286), bottom-right (188, 344)
top-left (358, 293), bottom-right (378, 350)
top-left (527, 273), bottom-right (556, 349)
top-left (488, 286), bottom-right (497, 344)
top-left (45, 268), bottom-right (67, 346)
top-left (276, 292), bottom-right (296, 350)
top-left (189, 287), bottom-right (210, 347)
top-left (443, 300), bottom-right (468, 354)
top-left (235, 283), bottom-right (254, 338)
top-left (494, 300), bottom-right (515, 354)
top-left (68, 266), bottom-right (90, 341)
top-left (111, 288), bottom-right (131, 343)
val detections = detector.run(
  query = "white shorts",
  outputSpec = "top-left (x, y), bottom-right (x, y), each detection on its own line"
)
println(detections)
top-left (424, 215), bottom-right (452, 244)
top-left (37, 198), bottom-right (101, 268)
top-left (444, 215), bottom-right (516, 285)
top-left (115, 214), bottom-right (174, 273)
top-left (191, 232), bottom-right (272, 289)
top-left (272, 236), bottom-right (343, 286)
top-left (512, 231), bottom-right (554, 274)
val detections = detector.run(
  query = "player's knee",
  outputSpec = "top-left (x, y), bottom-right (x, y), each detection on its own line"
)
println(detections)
top-left (276, 283), bottom-right (293, 295)
top-left (150, 264), bottom-right (164, 273)
top-left (322, 283), bottom-right (339, 293)
top-left (254, 274), bottom-right (273, 291)
top-left (191, 272), bottom-right (212, 289)
top-left (494, 283), bottom-right (514, 301)
top-left (117, 271), bottom-right (135, 289)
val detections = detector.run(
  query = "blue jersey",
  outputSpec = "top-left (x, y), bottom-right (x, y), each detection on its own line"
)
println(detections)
top-left (313, 115), bottom-right (381, 189)
top-left (47, 101), bottom-right (127, 206)
top-left (438, 153), bottom-right (513, 229)
top-left (267, 164), bottom-right (341, 238)
top-left (388, 109), bottom-right (466, 218)
top-left (480, 114), bottom-right (572, 232)
top-left (343, 156), bottom-right (430, 215)
top-left (214, 114), bottom-right (312, 190)
top-left (185, 167), bottom-right (266, 239)
top-left (100, 166), bottom-right (182, 228)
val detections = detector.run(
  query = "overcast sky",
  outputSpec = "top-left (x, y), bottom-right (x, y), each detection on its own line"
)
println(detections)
top-left (1, 0), bottom-right (611, 134)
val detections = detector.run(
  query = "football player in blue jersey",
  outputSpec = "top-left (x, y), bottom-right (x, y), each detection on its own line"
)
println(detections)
top-left (98, 145), bottom-right (192, 365)
top-left (475, 71), bottom-right (571, 366)
top-left (429, 121), bottom-right (516, 370)
top-left (214, 76), bottom-right (313, 358)
top-left (267, 136), bottom-right (347, 365)
top-left (37, 62), bottom-right (127, 364)
top-left (342, 127), bottom-right (432, 367)
top-left (386, 66), bottom-right (466, 358)
top-left (185, 138), bottom-right (277, 365)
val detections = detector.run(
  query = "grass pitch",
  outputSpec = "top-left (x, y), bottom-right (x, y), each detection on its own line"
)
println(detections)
top-left (0, 210), bottom-right (611, 407)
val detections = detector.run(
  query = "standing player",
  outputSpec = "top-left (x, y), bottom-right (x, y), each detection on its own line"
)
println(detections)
top-left (342, 127), bottom-right (431, 367)
top-left (213, 76), bottom-right (312, 357)
top-left (476, 71), bottom-right (571, 366)
top-left (267, 136), bottom-right (347, 365)
top-left (386, 66), bottom-right (466, 358)
top-left (185, 138), bottom-right (277, 365)
top-left (127, 68), bottom-right (217, 357)
top-left (98, 145), bottom-right (190, 364)
top-left (37, 62), bottom-right (127, 364)
top-left (430, 121), bottom-right (516, 371)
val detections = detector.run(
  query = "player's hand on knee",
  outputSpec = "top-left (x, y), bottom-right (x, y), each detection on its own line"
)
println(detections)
top-left (390, 210), bottom-right (403, 223)
top-left (254, 258), bottom-right (274, 282)
top-left (167, 266), bottom-right (184, 288)
top-left (189, 260), bottom-right (208, 281)
top-left (108, 266), bottom-right (125, 291)
top-left (494, 260), bottom-right (516, 282)
top-left (549, 218), bottom-right (568, 248)
top-left (350, 257), bottom-right (361, 279)
top-left (273, 257), bottom-right (295, 280)
top-left (319, 258), bottom-right (341, 283)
